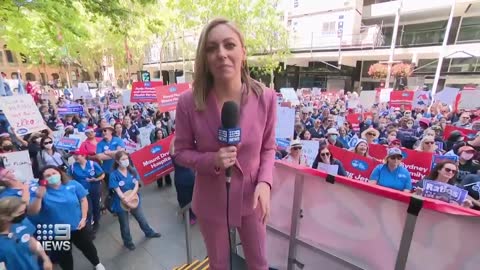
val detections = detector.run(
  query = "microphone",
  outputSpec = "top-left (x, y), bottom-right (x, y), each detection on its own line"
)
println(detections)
top-left (218, 101), bottom-right (241, 184)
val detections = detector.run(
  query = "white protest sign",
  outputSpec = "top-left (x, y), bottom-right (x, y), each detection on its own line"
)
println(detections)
top-left (435, 87), bottom-right (459, 105)
top-left (379, 88), bottom-right (393, 103)
top-left (301, 140), bottom-right (319, 167)
top-left (316, 163), bottom-right (339, 175)
top-left (276, 105), bottom-right (295, 139)
top-left (0, 151), bottom-right (34, 182)
top-left (124, 139), bottom-right (139, 154)
top-left (359, 91), bottom-right (376, 109)
top-left (0, 95), bottom-right (47, 136)
top-left (73, 83), bottom-right (93, 99)
top-left (122, 90), bottom-right (132, 105)
top-left (138, 127), bottom-right (153, 147)
top-left (456, 90), bottom-right (480, 111)
top-left (280, 88), bottom-right (300, 106)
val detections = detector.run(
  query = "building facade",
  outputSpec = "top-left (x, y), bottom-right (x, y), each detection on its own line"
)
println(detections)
top-left (143, 0), bottom-right (480, 91)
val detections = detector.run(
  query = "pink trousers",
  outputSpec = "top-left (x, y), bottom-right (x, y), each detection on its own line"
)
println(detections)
top-left (198, 212), bottom-right (268, 270)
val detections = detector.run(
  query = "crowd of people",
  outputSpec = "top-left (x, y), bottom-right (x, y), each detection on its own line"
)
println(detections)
top-left (278, 90), bottom-right (480, 209)
top-left (0, 86), bottom-right (196, 270)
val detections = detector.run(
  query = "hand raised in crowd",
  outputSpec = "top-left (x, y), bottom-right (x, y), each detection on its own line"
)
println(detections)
top-left (214, 146), bottom-right (237, 169)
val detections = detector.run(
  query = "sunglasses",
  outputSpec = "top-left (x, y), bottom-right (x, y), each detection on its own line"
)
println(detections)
top-left (320, 152), bottom-right (331, 157)
top-left (292, 147), bottom-right (302, 150)
top-left (443, 167), bottom-right (457, 174)
top-left (424, 141), bottom-right (434, 145)
top-left (389, 155), bottom-right (403, 160)
top-left (366, 132), bottom-right (376, 136)
top-left (44, 142), bottom-right (53, 145)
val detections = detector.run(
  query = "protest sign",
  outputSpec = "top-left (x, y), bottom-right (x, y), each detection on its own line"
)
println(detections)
top-left (55, 137), bottom-right (81, 151)
top-left (368, 144), bottom-right (433, 181)
top-left (422, 180), bottom-right (467, 205)
top-left (131, 81), bottom-right (163, 103)
top-left (0, 95), bottom-right (46, 136)
top-left (301, 140), bottom-right (320, 166)
top-left (435, 87), bottom-right (459, 105)
top-left (73, 83), bottom-right (93, 99)
top-left (455, 89), bottom-right (480, 111)
top-left (389, 90), bottom-right (414, 110)
top-left (138, 127), bottom-right (153, 147)
top-left (316, 163), bottom-right (339, 175)
top-left (155, 83), bottom-right (190, 111)
top-left (280, 88), bottom-right (300, 106)
top-left (346, 113), bottom-right (362, 132)
top-left (442, 125), bottom-right (477, 141)
top-left (130, 135), bottom-right (174, 185)
top-left (412, 91), bottom-right (431, 109)
top-left (358, 91), bottom-right (376, 109)
top-left (275, 138), bottom-right (290, 150)
top-left (0, 151), bottom-right (34, 182)
top-left (378, 88), bottom-right (393, 103)
top-left (124, 140), bottom-right (139, 154)
top-left (276, 105), bottom-right (295, 139)
top-left (431, 154), bottom-right (458, 169)
top-left (57, 104), bottom-right (84, 115)
top-left (329, 145), bottom-right (380, 182)
top-left (122, 90), bottom-right (132, 105)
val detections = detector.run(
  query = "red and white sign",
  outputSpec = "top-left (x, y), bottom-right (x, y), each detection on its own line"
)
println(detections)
top-left (131, 81), bottom-right (164, 103)
top-left (389, 90), bottom-right (414, 110)
top-left (155, 83), bottom-right (190, 111)
top-left (130, 135), bottom-right (174, 185)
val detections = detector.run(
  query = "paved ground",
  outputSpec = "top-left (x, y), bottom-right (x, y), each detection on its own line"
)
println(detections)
top-left (72, 179), bottom-right (207, 270)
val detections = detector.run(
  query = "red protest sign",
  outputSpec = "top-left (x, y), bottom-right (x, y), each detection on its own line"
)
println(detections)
top-left (389, 91), bottom-right (414, 110)
top-left (442, 125), bottom-right (477, 141)
top-left (155, 83), bottom-right (190, 111)
top-left (329, 145), bottom-right (381, 182)
top-left (130, 135), bottom-right (174, 185)
top-left (368, 143), bottom-right (432, 181)
top-left (346, 113), bottom-right (362, 132)
top-left (131, 81), bottom-right (164, 103)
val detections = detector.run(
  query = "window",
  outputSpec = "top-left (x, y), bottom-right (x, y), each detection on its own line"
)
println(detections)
top-left (457, 16), bottom-right (480, 43)
top-left (415, 59), bottom-right (449, 73)
top-left (401, 21), bottom-right (446, 46)
top-left (322, 21), bottom-right (336, 35)
top-left (20, 53), bottom-right (27, 64)
top-left (5, 50), bottom-right (15, 63)
top-left (448, 58), bottom-right (479, 72)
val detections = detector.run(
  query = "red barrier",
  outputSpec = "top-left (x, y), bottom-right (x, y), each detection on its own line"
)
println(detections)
top-left (267, 161), bottom-right (480, 270)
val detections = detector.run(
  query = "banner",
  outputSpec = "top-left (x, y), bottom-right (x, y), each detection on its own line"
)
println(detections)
top-left (55, 137), bottom-right (80, 151)
top-left (368, 144), bottom-right (433, 181)
top-left (267, 161), bottom-right (480, 270)
top-left (57, 104), bottom-right (84, 115)
top-left (155, 83), bottom-right (190, 111)
top-left (422, 180), bottom-right (467, 205)
top-left (73, 83), bottom-right (93, 99)
top-left (124, 139), bottom-right (139, 154)
top-left (130, 135), bottom-right (174, 185)
top-left (0, 151), bottom-right (34, 182)
top-left (442, 125), bottom-right (477, 141)
top-left (131, 81), bottom-right (163, 103)
top-left (389, 90), bottom-right (414, 110)
top-left (329, 145), bottom-right (381, 182)
top-left (0, 95), bottom-right (47, 135)
top-left (412, 91), bottom-right (431, 109)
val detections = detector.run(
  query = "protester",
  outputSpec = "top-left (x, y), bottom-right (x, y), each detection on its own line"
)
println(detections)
top-left (108, 151), bottom-right (160, 250)
top-left (312, 143), bottom-right (347, 176)
top-left (351, 139), bottom-right (370, 157)
top-left (283, 139), bottom-right (309, 166)
top-left (37, 136), bottom-right (66, 170)
top-left (29, 166), bottom-right (105, 270)
top-left (0, 197), bottom-right (53, 270)
top-left (369, 148), bottom-right (412, 192)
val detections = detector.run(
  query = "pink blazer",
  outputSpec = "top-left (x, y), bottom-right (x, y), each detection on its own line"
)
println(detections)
top-left (173, 87), bottom-right (277, 226)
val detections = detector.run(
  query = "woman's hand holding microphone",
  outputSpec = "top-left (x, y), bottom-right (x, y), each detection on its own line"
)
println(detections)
top-left (214, 146), bottom-right (237, 169)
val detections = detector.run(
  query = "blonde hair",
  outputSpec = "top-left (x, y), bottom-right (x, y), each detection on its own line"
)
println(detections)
top-left (0, 197), bottom-right (25, 229)
top-left (193, 18), bottom-right (264, 111)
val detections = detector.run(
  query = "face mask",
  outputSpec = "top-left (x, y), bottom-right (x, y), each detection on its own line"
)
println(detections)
top-left (461, 152), bottom-right (474, 161)
top-left (11, 212), bottom-right (27, 224)
top-left (329, 135), bottom-right (338, 141)
top-left (47, 174), bottom-right (61, 185)
top-left (120, 160), bottom-right (130, 168)
top-left (407, 124), bottom-right (413, 128)
top-left (365, 119), bottom-right (372, 125)
top-left (156, 124), bottom-right (162, 128)
top-left (44, 143), bottom-right (53, 150)
top-left (44, 114), bottom-right (51, 119)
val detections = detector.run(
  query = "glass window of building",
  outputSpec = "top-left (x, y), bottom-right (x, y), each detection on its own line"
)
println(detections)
top-left (448, 58), bottom-right (479, 72)
top-left (457, 16), bottom-right (480, 43)
top-left (401, 21), bottom-right (446, 46)
top-left (415, 59), bottom-right (449, 74)
top-left (4, 50), bottom-right (15, 63)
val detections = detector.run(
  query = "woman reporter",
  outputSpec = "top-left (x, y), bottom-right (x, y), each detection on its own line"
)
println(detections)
top-left (174, 18), bottom-right (276, 270)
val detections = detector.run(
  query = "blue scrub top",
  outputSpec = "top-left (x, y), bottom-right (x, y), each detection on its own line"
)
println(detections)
top-left (96, 137), bottom-right (125, 173)
top-left (30, 181), bottom-right (88, 231)
top-left (0, 228), bottom-right (40, 270)
top-left (108, 169), bottom-right (140, 213)
top-left (370, 164), bottom-right (413, 191)
top-left (68, 161), bottom-right (104, 190)
top-left (0, 186), bottom-right (38, 236)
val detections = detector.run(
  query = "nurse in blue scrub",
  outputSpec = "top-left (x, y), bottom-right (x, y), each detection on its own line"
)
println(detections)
top-left (29, 166), bottom-right (105, 270)
top-left (369, 147), bottom-right (413, 192)
top-left (96, 125), bottom-right (126, 174)
top-left (68, 149), bottom-right (105, 234)
top-left (0, 197), bottom-right (52, 270)
top-left (109, 151), bottom-right (161, 250)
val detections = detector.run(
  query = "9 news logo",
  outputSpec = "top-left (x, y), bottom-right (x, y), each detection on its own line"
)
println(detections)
top-left (36, 224), bottom-right (71, 251)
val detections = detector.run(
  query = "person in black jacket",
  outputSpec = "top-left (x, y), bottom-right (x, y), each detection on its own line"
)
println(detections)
top-left (312, 143), bottom-right (347, 176)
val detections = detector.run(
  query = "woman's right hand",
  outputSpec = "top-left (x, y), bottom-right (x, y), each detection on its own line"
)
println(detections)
top-left (36, 186), bottom-right (46, 199)
top-left (214, 146), bottom-right (237, 169)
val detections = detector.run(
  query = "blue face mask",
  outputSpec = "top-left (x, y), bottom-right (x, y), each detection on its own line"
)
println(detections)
top-left (365, 119), bottom-right (372, 125)
top-left (47, 174), bottom-right (61, 185)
